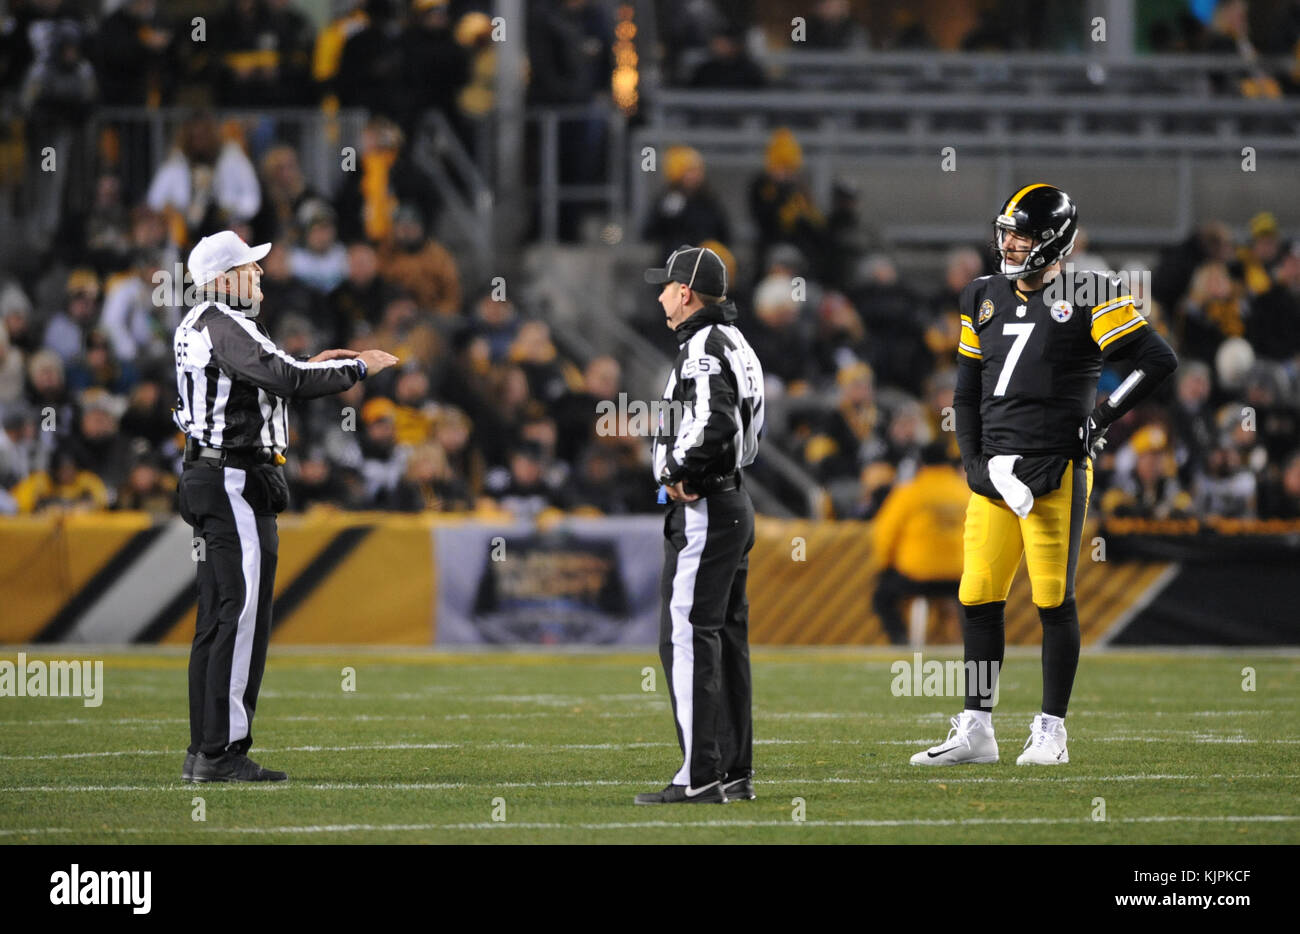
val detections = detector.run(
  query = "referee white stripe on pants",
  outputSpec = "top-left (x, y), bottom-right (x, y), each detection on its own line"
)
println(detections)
top-left (178, 460), bottom-right (283, 758)
top-left (660, 486), bottom-right (756, 789)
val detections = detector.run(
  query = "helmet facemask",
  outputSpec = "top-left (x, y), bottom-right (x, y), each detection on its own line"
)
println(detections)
top-left (992, 216), bottom-right (1077, 280)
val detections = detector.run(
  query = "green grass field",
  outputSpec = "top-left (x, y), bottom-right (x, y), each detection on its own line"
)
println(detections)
top-left (1, 648), bottom-right (1297, 844)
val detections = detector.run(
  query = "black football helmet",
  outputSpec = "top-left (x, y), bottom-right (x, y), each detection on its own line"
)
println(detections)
top-left (991, 184), bottom-right (1078, 279)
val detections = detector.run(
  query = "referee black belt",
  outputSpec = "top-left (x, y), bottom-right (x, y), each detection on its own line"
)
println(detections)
top-left (184, 442), bottom-right (284, 469)
top-left (683, 471), bottom-right (741, 496)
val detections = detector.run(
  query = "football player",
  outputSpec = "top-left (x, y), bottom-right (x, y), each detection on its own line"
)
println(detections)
top-left (911, 184), bottom-right (1177, 766)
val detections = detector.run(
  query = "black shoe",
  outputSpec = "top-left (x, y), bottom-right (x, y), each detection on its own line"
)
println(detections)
top-left (182, 752), bottom-right (197, 782)
top-left (633, 782), bottom-right (728, 805)
top-left (192, 752), bottom-right (288, 783)
top-left (723, 775), bottom-right (755, 800)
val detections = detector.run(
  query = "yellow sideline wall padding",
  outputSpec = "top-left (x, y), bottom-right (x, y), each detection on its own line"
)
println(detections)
top-left (0, 514), bottom-right (151, 642)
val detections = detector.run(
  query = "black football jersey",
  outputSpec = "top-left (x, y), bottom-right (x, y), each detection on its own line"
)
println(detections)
top-left (957, 270), bottom-right (1149, 457)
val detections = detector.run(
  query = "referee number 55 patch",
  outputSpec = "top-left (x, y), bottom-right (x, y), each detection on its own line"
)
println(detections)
top-left (681, 356), bottom-right (719, 379)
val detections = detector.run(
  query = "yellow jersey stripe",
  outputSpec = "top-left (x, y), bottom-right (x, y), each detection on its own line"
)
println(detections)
top-left (1097, 316), bottom-right (1147, 349)
top-left (1091, 305), bottom-right (1143, 341)
top-left (958, 342), bottom-right (982, 359)
top-left (1003, 183), bottom-right (1050, 215)
top-left (1091, 295), bottom-right (1136, 319)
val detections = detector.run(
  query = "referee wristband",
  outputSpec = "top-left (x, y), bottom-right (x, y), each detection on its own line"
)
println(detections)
top-left (356, 358), bottom-right (368, 380)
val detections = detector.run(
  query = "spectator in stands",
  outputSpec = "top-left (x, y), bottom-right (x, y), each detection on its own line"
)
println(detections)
top-left (96, 0), bottom-right (175, 107)
top-left (1241, 365), bottom-right (1300, 465)
top-left (311, 0), bottom-right (368, 108)
top-left (1203, 0), bottom-right (1281, 97)
top-left (469, 291), bottom-right (520, 363)
top-left (431, 405), bottom-right (482, 498)
top-left (1232, 211), bottom-right (1283, 296)
top-left (1180, 260), bottom-right (1249, 363)
top-left (805, 362), bottom-right (884, 482)
top-left (568, 444), bottom-right (639, 515)
top-left (66, 388), bottom-right (133, 496)
top-left (289, 199), bottom-right (348, 293)
top-left (1248, 240), bottom-right (1300, 362)
top-left (286, 444), bottom-right (353, 511)
top-left (399, 0), bottom-right (470, 138)
top-left (749, 128), bottom-right (825, 273)
top-left (2, 284), bottom-right (37, 355)
top-left (452, 10), bottom-right (498, 152)
top-left (748, 273), bottom-right (816, 397)
top-left (392, 440), bottom-right (472, 511)
top-left (146, 112), bottom-right (261, 246)
top-left (811, 288), bottom-right (865, 377)
top-left (250, 145), bottom-right (320, 246)
top-left (0, 322), bottom-right (25, 407)
top-left (0, 405), bottom-right (42, 489)
top-left (641, 146), bottom-right (732, 259)
top-left (337, 0), bottom-right (407, 120)
top-left (688, 21), bottom-right (765, 89)
top-left (41, 268), bottom-right (99, 365)
top-left (257, 244), bottom-right (321, 334)
top-left (377, 204), bottom-right (461, 316)
top-left (10, 444), bottom-right (108, 515)
top-left (1258, 449), bottom-right (1300, 519)
top-left (335, 116), bottom-right (439, 244)
top-left (509, 320), bottom-right (571, 405)
top-left (823, 179), bottom-right (875, 291)
top-left (119, 368), bottom-right (178, 450)
top-left (485, 441), bottom-right (563, 520)
top-left (24, 350), bottom-right (72, 437)
top-left (327, 241), bottom-right (390, 345)
top-left (210, 0), bottom-right (278, 107)
top-left (66, 329), bottom-right (137, 395)
top-left (805, 0), bottom-right (869, 50)
top-left (390, 366), bottom-right (437, 445)
top-left (51, 174), bottom-right (133, 274)
top-left (870, 441), bottom-right (966, 645)
top-left (881, 399), bottom-right (929, 479)
top-left (1170, 360), bottom-right (1217, 485)
top-left (554, 354), bottom-right (619, 465)
top-left (365, 291), bottom-right (441, 367)
top-left (849, 253), bottom-right (929, 396)
top-left (358, 396), bottom-right (407, 506)
top-left (114, 444), bottom-right (177, 517)
top-left (1153, 221), bottom-right (1233, 313)
top-left (527, 0), bottom-right (613, 105)
top-left (1102, 425), bottom-right (1194, 520)
top-left (266, 0), bottom-right (317, 106)
top-left (1195, 436), bottom-right (1258, 517)
top-left (101, 248), bottom-right (174, 365)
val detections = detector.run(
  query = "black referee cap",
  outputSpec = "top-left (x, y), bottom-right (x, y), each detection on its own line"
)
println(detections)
top-left (645, 244), bottom-right (728, 298)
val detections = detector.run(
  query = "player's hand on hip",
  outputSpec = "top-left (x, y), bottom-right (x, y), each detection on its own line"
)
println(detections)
top-left (308, 348), bottom-right (361, 363)
top-left (665, 481), bottom-right (699, 502)
top-left (357, 349), bottom-right (400, 375)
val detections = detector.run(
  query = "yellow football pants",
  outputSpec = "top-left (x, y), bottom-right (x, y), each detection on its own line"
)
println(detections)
top-left (958, 460), bottom-right (1093, 610)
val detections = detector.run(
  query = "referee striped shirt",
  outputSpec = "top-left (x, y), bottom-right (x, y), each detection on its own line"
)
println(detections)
top-left (653, 299), bottom-right (765, 484)
top-left (173, 300), bottom-right (363, 454)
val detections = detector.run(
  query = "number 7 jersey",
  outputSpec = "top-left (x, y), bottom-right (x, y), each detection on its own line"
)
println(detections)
top-left (957, 270), bottom-right (1149, 457)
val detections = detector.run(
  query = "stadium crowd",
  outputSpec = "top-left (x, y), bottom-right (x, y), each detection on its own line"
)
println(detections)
top-left (0, 0), bottom-right (1298, 523)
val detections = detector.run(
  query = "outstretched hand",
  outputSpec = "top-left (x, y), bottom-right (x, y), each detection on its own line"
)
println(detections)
top-left (308, 349), bottom-right (361, 363)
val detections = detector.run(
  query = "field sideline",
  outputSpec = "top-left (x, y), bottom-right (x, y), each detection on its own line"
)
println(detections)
top-left (1, 648), bottom-right (1297, 844)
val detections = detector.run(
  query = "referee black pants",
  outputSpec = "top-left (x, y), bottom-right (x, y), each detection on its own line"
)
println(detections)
top-left (177, 462), bottom-right (286, 758)
top-left (659, 487), bottom-right (755, 789)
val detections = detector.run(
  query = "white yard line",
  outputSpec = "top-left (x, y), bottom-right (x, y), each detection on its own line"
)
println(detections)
top-left (2, 814), bottom-right (1296, 837)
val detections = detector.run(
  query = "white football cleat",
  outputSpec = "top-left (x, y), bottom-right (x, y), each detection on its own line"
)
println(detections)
top-left (909, 711), bottom-right (999, 765)
top-left (1016, 714), bottom-right (1069, 765)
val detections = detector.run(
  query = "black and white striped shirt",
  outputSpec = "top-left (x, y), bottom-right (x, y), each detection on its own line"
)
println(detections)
top-left (173, 301), bottom-right (363, 454)
top-left (653, 299), bottom-right (765, 484)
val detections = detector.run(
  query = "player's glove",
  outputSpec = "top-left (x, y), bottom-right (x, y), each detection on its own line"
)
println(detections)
top-left (1080, 408), bottom-right (1110, 461)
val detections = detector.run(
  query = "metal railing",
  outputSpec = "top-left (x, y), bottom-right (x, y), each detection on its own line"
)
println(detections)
top-left (409, 110), bottom-right (495, 281)
top-left (524, 104), bottom-right (628, 243)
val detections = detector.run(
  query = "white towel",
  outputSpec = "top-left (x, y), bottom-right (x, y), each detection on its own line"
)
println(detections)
top-left (988, 454), bottom-right (1034, 518)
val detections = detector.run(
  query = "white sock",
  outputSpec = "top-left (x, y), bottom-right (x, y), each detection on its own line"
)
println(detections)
top-left (964, 708), bottom-right (993, 729)
top-left (1040, 713), bottom-right (1064, 732)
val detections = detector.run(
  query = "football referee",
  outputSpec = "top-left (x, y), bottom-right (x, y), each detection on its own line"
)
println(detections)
top-left (174, 231), bottom-right (397, 783)
top-left (636, 245), bottom-right (766, 806)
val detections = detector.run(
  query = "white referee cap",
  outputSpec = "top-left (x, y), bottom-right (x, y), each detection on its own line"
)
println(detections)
top-left (187, 231), bottom-right (272, 287)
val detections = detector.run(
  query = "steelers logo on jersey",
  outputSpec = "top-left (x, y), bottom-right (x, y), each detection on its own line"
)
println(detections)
top-left (1050, 300), bottom-right (1073, 323)
top-left (978, 299), bottom-right (994, 325)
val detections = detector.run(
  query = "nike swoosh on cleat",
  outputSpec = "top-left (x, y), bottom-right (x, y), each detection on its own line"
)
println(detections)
top-left (684, 782), bottom-right (720, 797)
top-left (927, 745), bottom-right (962, 758)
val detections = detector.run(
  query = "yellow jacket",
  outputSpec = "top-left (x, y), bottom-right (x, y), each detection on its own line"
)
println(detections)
top-left (872, 465), bottom-right (968, 581)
